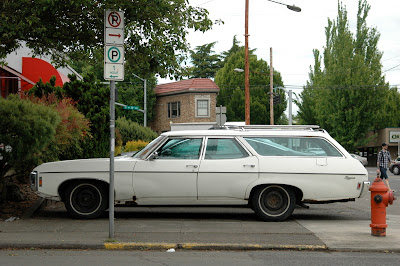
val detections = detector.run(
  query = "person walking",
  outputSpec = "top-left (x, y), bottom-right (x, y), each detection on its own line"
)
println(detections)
top-left (377, 143), bottom-right (392, 190)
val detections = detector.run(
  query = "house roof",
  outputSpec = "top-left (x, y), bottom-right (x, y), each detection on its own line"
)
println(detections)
top-left (0, 65), bottom-right (35, 85)
top-left (155, 78), bottom-right (219, 96)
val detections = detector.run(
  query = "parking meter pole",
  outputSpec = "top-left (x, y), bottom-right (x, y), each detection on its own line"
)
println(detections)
top-left (109, 80), bottom-right (115, 238)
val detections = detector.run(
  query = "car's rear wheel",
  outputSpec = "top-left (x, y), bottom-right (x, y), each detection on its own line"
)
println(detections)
top-left (393, 166), bottom-right (400, 175)
top-left (64, 181), bottom-right (108, 219)
top-left (252, 185), bottom-right (296, 221)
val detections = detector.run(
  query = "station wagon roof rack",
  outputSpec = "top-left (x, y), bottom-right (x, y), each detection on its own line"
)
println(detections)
top-left (210, 125), bottom-right (326, 132)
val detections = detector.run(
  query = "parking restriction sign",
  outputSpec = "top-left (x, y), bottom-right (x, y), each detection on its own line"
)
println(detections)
top-left (104, 10), bottom-right (124, 81)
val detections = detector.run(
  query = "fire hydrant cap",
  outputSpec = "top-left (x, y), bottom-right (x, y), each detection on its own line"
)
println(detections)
top-left (369, 178), bottom-right (390, 192)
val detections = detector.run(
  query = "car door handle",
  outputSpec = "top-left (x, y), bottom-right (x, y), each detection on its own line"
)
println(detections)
top-left (243, 165), bottom-right (255, 168)
top-left (345, 176), bottom-right (355, 180)
top-left (186, 165), bottom-right (198, 168)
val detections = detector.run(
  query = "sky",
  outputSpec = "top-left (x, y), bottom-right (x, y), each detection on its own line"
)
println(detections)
top-left (158, 0), bottom-right (400, 114)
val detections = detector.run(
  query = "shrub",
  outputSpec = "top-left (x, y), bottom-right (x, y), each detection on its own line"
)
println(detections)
top-left (0, 95), bottom-right (60, 202)
top-left (124, 140), bottom-right (150, 153)
top-left (28, 93), bottom-right (91, 161)
top-left (30, 74), bottom-right (110, 158)
top-left (116, 116), bottom-right (158, 145)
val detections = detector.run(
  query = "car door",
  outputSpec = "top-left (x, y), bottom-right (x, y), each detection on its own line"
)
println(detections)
top-left (133, 137), bottom-right (203, 204)
top-left (197, 137), bottom-right (259, 202)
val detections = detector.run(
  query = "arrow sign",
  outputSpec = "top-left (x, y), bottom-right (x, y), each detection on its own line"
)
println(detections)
top-left (104, 63), bottom-right (124, 81)
top-left (105, 28), bottom-right (124, 45)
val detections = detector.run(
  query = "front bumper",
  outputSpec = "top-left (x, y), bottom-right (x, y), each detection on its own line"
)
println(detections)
top-left (30, 171), bottom-right (38, 191)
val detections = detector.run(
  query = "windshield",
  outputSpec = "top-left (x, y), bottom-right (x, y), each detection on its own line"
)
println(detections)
top-left (133, 135), bottom-right (166, 159)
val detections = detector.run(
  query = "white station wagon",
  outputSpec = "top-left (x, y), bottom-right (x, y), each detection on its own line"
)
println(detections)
top-left (30, 125), bottom-right (370, 221)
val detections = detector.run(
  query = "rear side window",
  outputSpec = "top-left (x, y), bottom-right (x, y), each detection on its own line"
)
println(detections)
top-left (244, 137), bottom-right (342, 157)
top-left (205, 138), bottom-right (249, 159)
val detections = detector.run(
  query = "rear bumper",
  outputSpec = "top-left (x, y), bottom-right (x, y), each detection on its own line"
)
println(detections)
top-left (359, 181), bottom-right (370, 198)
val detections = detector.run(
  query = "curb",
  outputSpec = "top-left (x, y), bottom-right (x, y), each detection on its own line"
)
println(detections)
top-left (104, 242), bottom-right (328, 251)
top-left (0, 242), bottom-right (327, 251)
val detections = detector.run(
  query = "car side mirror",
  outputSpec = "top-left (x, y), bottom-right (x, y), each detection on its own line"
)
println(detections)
top-left (148, 151), bottom-right (158, 161)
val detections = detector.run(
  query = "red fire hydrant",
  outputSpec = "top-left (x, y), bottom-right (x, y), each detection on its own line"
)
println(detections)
top-left (369, 176), bottom-right (395, 236)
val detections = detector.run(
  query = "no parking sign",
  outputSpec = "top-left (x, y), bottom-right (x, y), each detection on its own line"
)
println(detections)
top-left (104, 10), bottom-right (124, 81)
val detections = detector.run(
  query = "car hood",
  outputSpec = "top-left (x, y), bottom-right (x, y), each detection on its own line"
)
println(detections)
top-left (33, 157), bottom-right (139, 173)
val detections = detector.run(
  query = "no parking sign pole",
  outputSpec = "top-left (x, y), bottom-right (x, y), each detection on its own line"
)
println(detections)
top-left (104, 9), bottom-right (124, 239)
top-left (109, 80), bottom-right (116, 238)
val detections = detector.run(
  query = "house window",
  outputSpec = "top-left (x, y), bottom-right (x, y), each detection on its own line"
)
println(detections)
top-left (168, 102), bottom-right (180, 118)
top-left (196, 99), bottom-right (209, 117)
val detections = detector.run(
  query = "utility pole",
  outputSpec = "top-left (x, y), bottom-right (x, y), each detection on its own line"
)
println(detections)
top-left (288, 89), bottom-right (292, 125)
top-left (244, 0), bottom-right (250, 125)
top-left (270, 47), bottom-right (274, 125)
top-left (132, 73), bottom-right (147, 127)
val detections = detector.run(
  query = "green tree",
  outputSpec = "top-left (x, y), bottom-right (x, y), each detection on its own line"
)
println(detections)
top-left (297, 0), bottom-right (400, 151)
top-left (115, 75), bottom-right (157, 125)
top-left (188, 42), bottom-right (222, 78)
top-left (215, 47), bottom-right (286, 124)
top-left (0, 0), bottom-right (213, 78)
top-left (221, 35), bottom-right (242, 62)
top-left (59, 74), bottom-right (111, 158)
top-left (0, 95), bottom-right (60, 202)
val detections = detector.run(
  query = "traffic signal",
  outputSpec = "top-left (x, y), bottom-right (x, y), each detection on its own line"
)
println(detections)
top-left (273, 94), bottom-right (281, 104)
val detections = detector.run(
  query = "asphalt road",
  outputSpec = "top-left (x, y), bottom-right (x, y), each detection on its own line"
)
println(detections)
top-left (1, 250), bottom-right (400, 266)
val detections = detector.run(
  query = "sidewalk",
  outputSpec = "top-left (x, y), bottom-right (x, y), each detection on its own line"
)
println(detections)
top-left (1, 203), bottom-right (400, 252)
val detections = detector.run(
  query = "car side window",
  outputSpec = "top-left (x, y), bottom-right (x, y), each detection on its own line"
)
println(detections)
top-left (205, 138), bottom-right (249, 159)
top-left (156, 138), bottom-right (202, 159)
top-left (244, 137), bottom-right (342, 157)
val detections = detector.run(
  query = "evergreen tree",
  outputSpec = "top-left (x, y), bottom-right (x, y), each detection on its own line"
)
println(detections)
top-left (215, 47), bottom-right (286, 124)
top-left (297, 0), bottom-right (400, 151)
top-left (189, 42), bottom-right (222, 78)
top-left (221, 35), bottom-right (242, 62)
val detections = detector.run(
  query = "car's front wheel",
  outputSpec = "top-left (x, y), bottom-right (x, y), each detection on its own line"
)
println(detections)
top-left (64, 181), bottom-right (108, 219)
top-left (393, 166), bottom-right (400, 175)
top-left (251, 185), bottom-right (296, 222)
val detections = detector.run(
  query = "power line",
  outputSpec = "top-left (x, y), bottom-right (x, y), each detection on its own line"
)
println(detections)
top-left (383, 63), bottom-right (400, 73)
top-left (217, 84), bottom-right (398, 90)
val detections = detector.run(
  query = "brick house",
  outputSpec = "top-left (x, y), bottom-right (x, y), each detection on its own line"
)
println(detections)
top-left (150, 78), bottom-right (220, 133)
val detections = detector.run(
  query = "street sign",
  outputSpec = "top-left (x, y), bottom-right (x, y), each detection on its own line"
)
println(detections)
top-left (123, 105), bottom-right (140, 110)
top-left (105, 10), bottom-right (124, 29)
top-left (104, 63), bottom-right (124, 81)
top-left (105, 45), bottom-right (124, 64)
top-left (105, 28), bottom-right (124, 45)
top-left (104, 10), bottom-right (124, 81)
